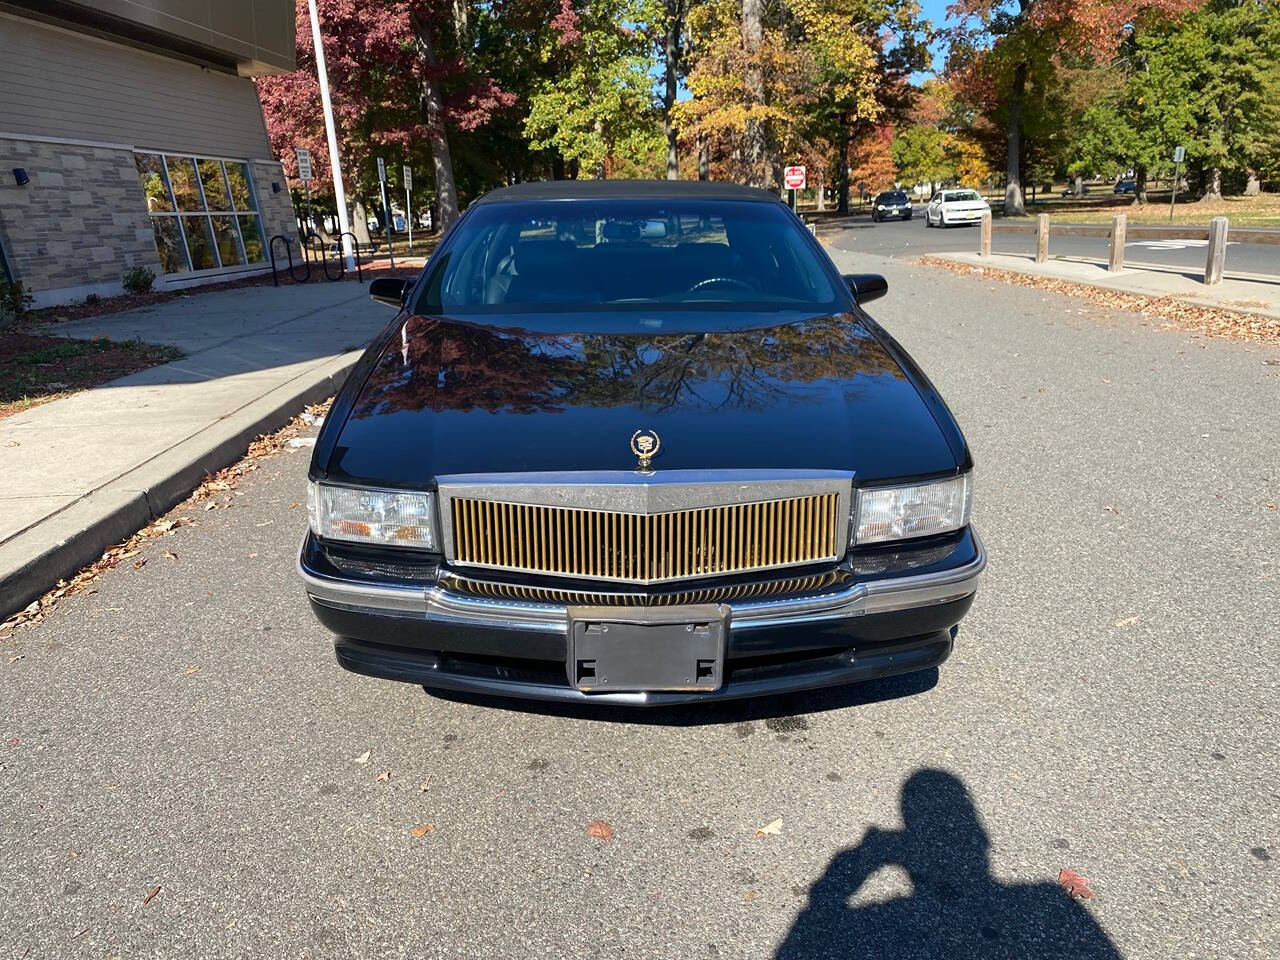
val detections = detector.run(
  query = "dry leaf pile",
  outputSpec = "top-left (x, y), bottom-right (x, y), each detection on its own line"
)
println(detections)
top-left (916, 257), bottom-right (1280, 346)
top-left (0, 399), bottom-right (331, 642)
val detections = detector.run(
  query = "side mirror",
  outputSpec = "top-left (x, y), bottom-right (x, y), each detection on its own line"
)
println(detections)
top-left (369, 276), bottom-right (407, 308)
top-left (843, 273), bottom-right (888, 305)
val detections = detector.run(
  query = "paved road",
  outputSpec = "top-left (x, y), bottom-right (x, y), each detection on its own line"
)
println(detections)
top-left (826, 211), bottom-right (1280, 278)
top-left (3, 251), bottom-right (1278, 958)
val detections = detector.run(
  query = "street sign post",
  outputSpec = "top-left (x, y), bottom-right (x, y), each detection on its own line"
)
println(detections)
top-left (295, 147), bottom-right (314, 239)
top-left (377, 157), bottom-right (394, 269)
top-left (784, 165), bottom-right (805, 212)
top-left (1170, 145), bottom-right (1185, 221)
top-left (403, 164), bottom-right (413, 254)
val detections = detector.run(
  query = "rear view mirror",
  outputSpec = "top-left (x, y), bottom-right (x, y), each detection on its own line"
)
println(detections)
top-left (843, 273), bottom-right (888, 304)
top-left (369, 277), bottom-right (407, 308)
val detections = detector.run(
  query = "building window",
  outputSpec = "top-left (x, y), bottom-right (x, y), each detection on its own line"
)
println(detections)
top-left (134, 152), bottom-right (268, 274)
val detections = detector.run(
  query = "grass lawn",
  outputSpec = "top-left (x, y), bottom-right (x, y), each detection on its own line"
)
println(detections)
top-left (1018, 190), bottom-right (1280, 227)
top-left (0, 332), bottom-right (184, 419)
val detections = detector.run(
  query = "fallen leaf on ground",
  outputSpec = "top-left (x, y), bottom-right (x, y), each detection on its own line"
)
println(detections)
top-left (163, 551), bottom-right (177, 561)
top-left (8, 655), bottom-right (23, 665)
top-left (352, 750), bottom-right (371, 765)
top-left (182, 665), bottom-right (200, 677)
top-left (1058, 868), bottom-right (1095, 900)
top-left (132, 558), bottom-right (146, 570)
top-left (587, 820), bottom-right (615, 842)
top-left (1115, 616), bottom-right (1141, 628)
top-left (411, 824), bottom-right (435, 837)
top-left (755, 819), bottom-right (784, 837)
top-left (420, 778), bottom-right (431, 793)
top-left (142, 886), bottom-right (161, 905)
top-left (376, 770), bottom-right (391, 783)
top-left (288, 502), bottom-right (302, 509)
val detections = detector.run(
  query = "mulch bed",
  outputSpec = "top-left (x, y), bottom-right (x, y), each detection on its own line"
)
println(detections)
top-left (0, 332), bottom-right (185, 419)
top-left (915, 256), bottom-right (1280, 347)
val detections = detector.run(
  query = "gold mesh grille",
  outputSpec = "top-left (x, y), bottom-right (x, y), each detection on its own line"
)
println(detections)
top-left (449, 493), bottom-right (841, 584)
top-left (448, 570), bottom-right (849, 607)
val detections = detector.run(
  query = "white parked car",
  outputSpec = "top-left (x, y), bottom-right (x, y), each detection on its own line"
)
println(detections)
top-left (925, 189), bottom-right (991, 227)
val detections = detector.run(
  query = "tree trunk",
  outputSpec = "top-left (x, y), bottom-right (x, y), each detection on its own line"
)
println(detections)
top-left (816, 171), bottom-right (825, 211)
top-left (412, 14), bottom-right (460, 231)
top-left (741, 0), bottom-right (767, 189)
top-left (1072, 174), bottom-right (1083, 197)
top-left (663, 2), bottom-right (683, 180)
top-left (697, 135), bottom-right (709, 180)
top-left (1201, 166), bottom-right (1223, 201)
top-left (1135, 164), bottom-right (1147, 204)
top-left (351, 198), bottom-right (372, 245)
top-left (1004, 61), bottom-right (1027, 216)
top-left (837, 129), bottom-right (851, 214)
top-left (550, 154), bottom-right (566, 181)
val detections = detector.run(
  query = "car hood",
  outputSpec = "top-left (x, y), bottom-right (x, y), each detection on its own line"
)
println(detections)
top-left (941, 200), bottom-right (988, 211)
top-left (321, 310), bottom-right (959, 487)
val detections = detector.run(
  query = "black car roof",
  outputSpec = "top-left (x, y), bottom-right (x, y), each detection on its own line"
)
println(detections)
top-left (473, 179), bottom-right (784, 204)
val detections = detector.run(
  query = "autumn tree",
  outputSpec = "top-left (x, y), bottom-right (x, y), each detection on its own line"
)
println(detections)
top-left (259, 0), bottom-right (514, 235)
top-left (947, 0), bottom-right (1200, 216)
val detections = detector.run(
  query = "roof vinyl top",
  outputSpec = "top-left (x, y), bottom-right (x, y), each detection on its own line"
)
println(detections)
top-left (473, 180), bottom-right (785, 204)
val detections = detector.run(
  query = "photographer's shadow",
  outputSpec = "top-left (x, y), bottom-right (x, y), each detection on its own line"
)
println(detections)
top-left (776, 770), bottom-right (1122, 960)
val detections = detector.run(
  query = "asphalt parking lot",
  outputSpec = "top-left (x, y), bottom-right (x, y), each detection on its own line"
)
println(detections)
top-left (2, 237), bottom-right (1277, 958)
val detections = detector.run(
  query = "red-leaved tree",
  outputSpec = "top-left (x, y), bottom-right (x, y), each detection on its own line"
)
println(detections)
top-left (258, 1), bottom-right (514, 235)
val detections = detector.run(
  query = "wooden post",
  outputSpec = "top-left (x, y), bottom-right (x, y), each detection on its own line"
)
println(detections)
top-left (1108, 214), bottom-right (1126, 272)
top-left (1204, 216), bottom-right (1228, 285)
top-left (1035, 213), bottom-right (1049, 263)
top-left (979, 211), bottom-right (992, 257)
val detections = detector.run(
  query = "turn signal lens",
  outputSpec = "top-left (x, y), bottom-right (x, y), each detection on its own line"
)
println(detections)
top-left (307, 481), bottom-right (437, 550)
top-left (853, 474), bottom-right (972, 545)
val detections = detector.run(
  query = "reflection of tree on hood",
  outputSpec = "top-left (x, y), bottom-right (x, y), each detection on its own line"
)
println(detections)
top-left (351, 314), bottom-right (905, 419)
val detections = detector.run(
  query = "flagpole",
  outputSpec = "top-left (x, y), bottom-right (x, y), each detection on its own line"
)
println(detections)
top-left (307, 0), bottom-right (354, 271)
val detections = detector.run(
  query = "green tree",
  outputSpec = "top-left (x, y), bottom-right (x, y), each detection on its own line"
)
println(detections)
top-left (524, 0), bottom-right (661, 178)
top-left (891, 124), bottom-right (954, 185)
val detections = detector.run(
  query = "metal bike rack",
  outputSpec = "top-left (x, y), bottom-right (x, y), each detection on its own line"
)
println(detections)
top-left (268, 234), bottom-right (310, 286)
top-left (269, 232), bottom-right (365, 286)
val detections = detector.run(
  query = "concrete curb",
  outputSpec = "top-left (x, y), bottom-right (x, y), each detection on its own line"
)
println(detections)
top-left (0, 354), bottom-right (357, 619)
top-left (922, 251), bottom-right (1280, 322)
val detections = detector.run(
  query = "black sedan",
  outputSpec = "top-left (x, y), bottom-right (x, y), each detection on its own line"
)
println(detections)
top-left (299, 180), bottom-right (984, 705)
top-left (871, 190), bottom-right (913, 221)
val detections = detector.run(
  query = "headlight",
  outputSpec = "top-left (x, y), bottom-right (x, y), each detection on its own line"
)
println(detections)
top-left (876, 204), bottom-right (885, 210)
top-left (307, 480), bottom-right (438, 549)
top-left (853, 473), bottom-right (972, 545)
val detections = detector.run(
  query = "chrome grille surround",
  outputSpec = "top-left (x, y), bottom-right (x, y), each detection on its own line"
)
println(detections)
top-left (436, 470), bottom-right (853, 586)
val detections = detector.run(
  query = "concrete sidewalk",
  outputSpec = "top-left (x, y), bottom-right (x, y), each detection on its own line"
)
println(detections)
top-left (1, 281), bottom-right (390, 617)
top-left (931, 250), bottom-right (1280, 320)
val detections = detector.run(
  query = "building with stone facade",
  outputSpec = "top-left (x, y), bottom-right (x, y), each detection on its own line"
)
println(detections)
top-left (0, 1), bottom-right (299, 307)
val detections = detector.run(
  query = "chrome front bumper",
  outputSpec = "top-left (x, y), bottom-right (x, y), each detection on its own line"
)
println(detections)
top-left (298, 531), bottom-right (987, 635)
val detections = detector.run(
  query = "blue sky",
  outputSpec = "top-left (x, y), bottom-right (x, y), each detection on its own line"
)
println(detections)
top-left (916, 0), bottom-right (958, 80)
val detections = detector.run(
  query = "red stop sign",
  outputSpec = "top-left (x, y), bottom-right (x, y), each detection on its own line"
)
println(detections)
top-left (784, 166), bottom-right (806, 190)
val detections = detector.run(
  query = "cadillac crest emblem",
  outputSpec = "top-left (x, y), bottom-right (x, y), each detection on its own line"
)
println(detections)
top-left (630, 429), bottom-right (661, 471)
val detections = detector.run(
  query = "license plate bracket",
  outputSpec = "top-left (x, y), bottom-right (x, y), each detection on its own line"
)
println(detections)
top-left (567, 604), bottom-right (728, 693)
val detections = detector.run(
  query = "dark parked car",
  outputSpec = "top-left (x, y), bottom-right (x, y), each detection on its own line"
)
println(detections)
top-left (299, 180), bottom-right (985, 705)
top-left (1114, 180), bottom-right (1137, 194)
top-left (872, 190), bottom-right (913, 221)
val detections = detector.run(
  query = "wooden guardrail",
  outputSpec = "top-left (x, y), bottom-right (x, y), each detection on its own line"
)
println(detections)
top-left (978, 212), bottom-right (1280, 285)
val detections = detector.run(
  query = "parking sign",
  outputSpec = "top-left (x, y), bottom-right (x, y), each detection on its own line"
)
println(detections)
top-left (295, 147), bottom-right (313, 181)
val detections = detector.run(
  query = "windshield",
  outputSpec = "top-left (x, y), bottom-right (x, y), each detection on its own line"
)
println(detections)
top-left (878, 192), bottom-right (908, 203)
top-left (945, 190), bottom-right (982, 202)
top-left (413, 199), bottom-right (840, 314)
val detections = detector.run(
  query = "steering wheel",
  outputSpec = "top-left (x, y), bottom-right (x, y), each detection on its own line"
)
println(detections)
top-left (687, 276), bottom-right (757, 293)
